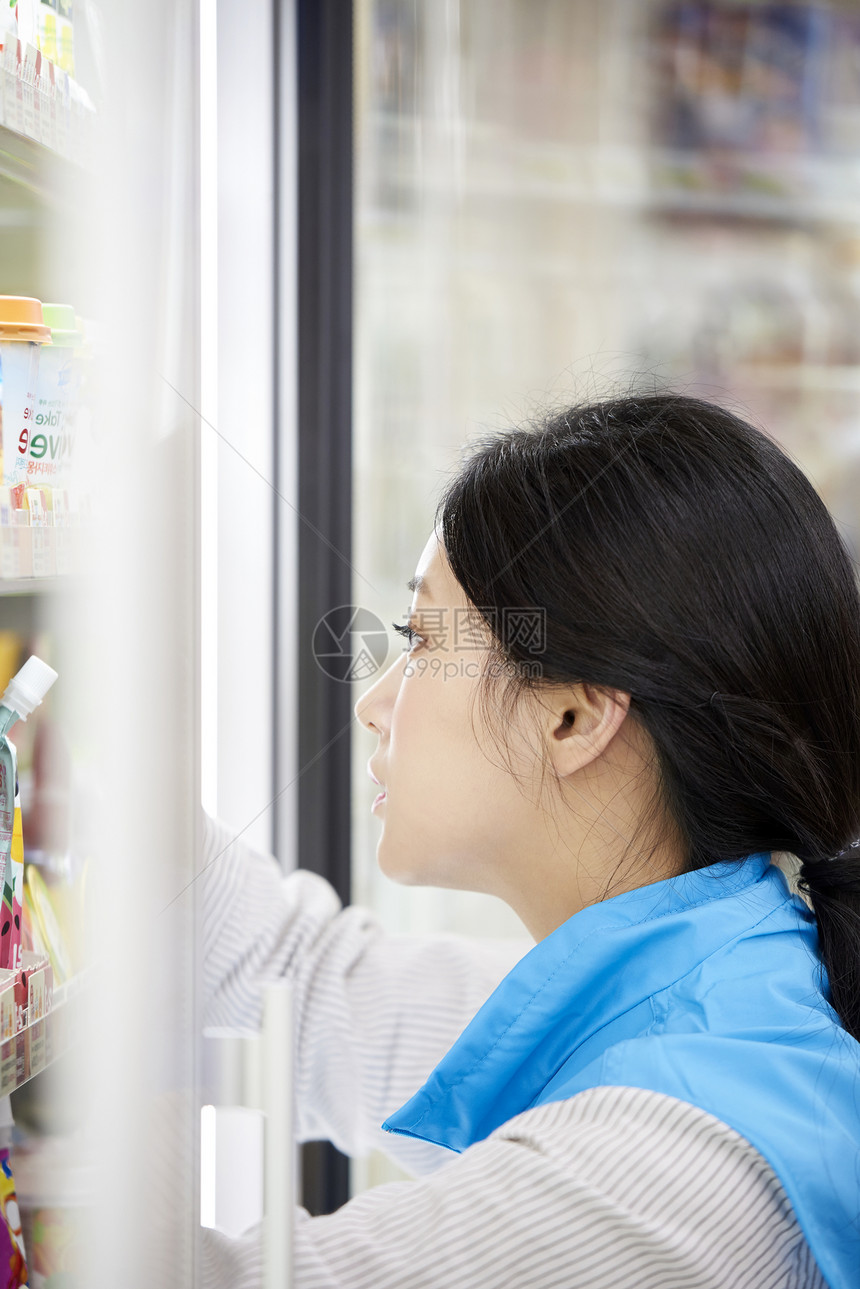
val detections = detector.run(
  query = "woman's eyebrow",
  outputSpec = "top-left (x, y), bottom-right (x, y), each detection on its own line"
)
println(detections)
top-left (407, 575), bottom-right (429, 595)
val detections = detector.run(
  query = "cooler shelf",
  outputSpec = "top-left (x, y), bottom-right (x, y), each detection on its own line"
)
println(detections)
top-left (0, 43), bottom-right (95, 201)
top-left (0, 121), bottom-right (75, 203)
top-left (0, 974), bottom-right (82, 1098)
top-left (0, 527), bottom-right (87, 588)
top-left (0, 577), bottom-right (61, 597)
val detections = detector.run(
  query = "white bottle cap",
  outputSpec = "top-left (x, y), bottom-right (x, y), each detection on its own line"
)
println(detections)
top-left (1, 655), bottom-right (58, 722)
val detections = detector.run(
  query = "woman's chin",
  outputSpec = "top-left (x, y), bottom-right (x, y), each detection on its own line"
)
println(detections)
top-left (376, 836), bottom-right (431, 886)
top-left (377, 840), bottom-right (477, 891)
top-left (377, 853), bottom-right (424, 886)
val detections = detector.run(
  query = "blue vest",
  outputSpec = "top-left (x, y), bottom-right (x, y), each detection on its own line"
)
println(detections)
top-left (383, 854), bottom-right (860, 1289)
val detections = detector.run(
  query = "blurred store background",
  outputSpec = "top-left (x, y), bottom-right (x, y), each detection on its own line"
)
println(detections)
top-left (2, 0), bottom-right (860, 1278)
top-left (350, 0), bottom-right (860, 1189)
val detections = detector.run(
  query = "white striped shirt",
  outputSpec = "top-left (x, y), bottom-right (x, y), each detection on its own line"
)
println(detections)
top-left (198, 813), bottom-right (826, 1288)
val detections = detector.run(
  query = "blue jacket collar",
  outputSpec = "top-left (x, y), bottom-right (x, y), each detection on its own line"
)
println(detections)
top-left (382, 853), bottom-right (860, 1289)
top-left (383, 852), bottom-right (779, 1151)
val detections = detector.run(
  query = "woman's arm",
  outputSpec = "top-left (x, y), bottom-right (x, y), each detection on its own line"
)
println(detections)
top-left (200, 1085), bottom-right (823, 1288)
top-left (199, 812), bottom-right (528, 1169)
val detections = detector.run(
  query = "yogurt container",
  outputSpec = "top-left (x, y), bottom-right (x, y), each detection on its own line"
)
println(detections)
top-left (0, 298), bottom-right (50, 489)
top-left (28, 302), bottom-right (80, 489)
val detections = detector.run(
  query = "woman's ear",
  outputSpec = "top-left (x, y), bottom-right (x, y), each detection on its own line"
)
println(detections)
top-left (546, 683), bottom-right (631, 778)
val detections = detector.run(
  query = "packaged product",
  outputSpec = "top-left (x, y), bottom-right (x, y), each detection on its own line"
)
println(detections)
top-left (28, 303), bottom-right (79, 490)
top-left (55, 0), bottom-right (73, 75)
top-left (0, 659), bottom-right (57, 974)
top-left (0, 2), bottom-right (16, 55)
top-left (0, 1147), bottom-right (27, 1287)
top-left (22, 867), bottom-right (70, 984)
top-left (0, 773), bottom-right (24, 973)
top-left (37, 0), bottom-right (56, 63)
top-left (0, 299), bottom-right (50, 490)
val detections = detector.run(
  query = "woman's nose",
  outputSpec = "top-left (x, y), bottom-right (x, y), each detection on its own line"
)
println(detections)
top-left (354, 654), bottom-right (402, 730)
top-left (354, 671), bottom-right (384, 730)
top-left (354, 688), bottom-right (373, 729)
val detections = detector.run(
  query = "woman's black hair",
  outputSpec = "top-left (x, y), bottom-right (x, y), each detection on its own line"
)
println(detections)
top-left (436, 392), bottom-right (860, 1042)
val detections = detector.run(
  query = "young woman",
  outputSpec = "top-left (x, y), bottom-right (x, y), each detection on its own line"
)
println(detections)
top-left (201, 393), bottom-right (860, 1288)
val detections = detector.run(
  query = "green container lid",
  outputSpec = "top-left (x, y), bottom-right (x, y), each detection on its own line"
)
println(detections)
top-left (42, 302), bottom-right (81, 347)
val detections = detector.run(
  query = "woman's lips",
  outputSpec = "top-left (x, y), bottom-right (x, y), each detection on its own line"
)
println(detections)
top-left (371, 791), bottom-right (387, 811)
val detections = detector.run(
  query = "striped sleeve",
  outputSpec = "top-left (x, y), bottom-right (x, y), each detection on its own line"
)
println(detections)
top-left (198, 812), bottom-right (825, 1287)
top-left (201, 1086), bottom-right (826, 1288)
top-left (198, 811), bottom-right (526, 1171)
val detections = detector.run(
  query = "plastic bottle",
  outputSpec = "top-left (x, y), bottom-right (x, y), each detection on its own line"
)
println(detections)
top-left (0, 657), bottom-right (57, 972)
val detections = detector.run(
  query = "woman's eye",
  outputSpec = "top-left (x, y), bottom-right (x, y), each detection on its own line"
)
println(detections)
top-left (392, 621), bottom-right (424, 650)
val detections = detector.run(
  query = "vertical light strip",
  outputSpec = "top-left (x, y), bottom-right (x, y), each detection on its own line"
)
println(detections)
top-left (200, 1104), bottom-right (217, 1229)
top-left (262, 982), bottom-right (295, 1287)
top-left (200, 0), bottom-right (219, 815)
top-left (275, 0), bottom-right (299, 867)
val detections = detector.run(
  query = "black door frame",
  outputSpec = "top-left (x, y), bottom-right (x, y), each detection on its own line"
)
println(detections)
top-left (275, 0), bottom-right (354, 1217)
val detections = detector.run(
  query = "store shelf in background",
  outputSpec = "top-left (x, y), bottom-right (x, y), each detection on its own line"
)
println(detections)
top-left (0, 526), bottom-right (88, 585)
top-left (362, 118), bottom-right (860, 226)
top-left (0, 973), bottom-right (83, 1099)
top-left (0, 40), bottom-right (95, 194)
top-left (732, 365), bottom-right (860, 394)
top-left (0, 577), bottom-right (66, 598)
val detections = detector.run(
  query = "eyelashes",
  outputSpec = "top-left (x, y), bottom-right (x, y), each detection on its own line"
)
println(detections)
top-left (392, 620), bottom-right (425, 650)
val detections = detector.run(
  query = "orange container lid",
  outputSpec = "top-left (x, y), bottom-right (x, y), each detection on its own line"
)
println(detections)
top-left (0, 296), bottom-right (51, 342)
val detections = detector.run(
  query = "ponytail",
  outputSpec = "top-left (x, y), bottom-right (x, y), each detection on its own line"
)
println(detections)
top-left (798, 843), bottom-right (860, 1042)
